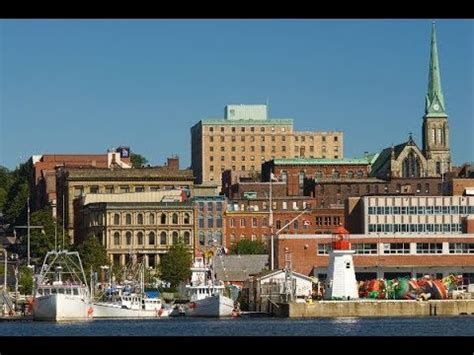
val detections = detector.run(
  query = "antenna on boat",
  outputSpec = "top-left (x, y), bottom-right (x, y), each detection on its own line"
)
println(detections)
top-left (62, 194), bottom-right (65, 250)
top-left (54, 219), bottom-right (58, 251)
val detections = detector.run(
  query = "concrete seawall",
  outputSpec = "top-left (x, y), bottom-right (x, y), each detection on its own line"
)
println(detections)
top-left (273, 300), bottom-right (474, 317)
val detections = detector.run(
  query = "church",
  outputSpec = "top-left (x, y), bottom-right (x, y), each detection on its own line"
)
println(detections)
top-left (371, 22), bottom-right (451, 180)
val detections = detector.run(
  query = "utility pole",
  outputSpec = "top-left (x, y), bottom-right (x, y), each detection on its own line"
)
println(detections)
top-left (2, 249), bottom-right (6, 291)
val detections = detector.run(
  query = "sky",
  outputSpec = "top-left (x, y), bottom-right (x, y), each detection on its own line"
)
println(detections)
top-left (0, 19), bottom-right (473, 170)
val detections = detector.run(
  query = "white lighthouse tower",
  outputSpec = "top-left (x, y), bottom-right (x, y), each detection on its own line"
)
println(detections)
top-left (325, 226), bottom-right (359, 300)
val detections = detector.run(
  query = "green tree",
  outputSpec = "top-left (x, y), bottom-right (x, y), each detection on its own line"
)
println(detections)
top-left (130, 153), bottom-right (149, 168)
top-left (27, 207), bottom-right (69, 263)
top-left (0, 166), bottom-right (13, 213)
top-left (159, 242), bottom-right (192, 289)
top-left (230, 239), bottom-right (267, 255)
top-left (3, 161), bottom-right (32, 225)
top-left (19, 265), bottom-right (33, 295)
top-left (75, 235), bottom-right (109, 274)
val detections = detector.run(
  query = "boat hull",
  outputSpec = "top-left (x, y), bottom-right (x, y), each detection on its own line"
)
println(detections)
top-left (185, 294), bottom-right (234, 317)
top-left (33, 294), bottom-right (92, 321)
top-left (93, 303), bottom-right (169, 318)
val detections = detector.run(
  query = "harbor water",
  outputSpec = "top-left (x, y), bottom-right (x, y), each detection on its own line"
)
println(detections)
top-left (0, 316), bottom-right (473, 336)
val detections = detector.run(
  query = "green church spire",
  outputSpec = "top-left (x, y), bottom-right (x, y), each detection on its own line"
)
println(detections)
top-left (425, 21), bottom-right (446, 116)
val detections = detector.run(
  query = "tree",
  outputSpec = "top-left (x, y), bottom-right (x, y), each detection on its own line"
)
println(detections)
top-left (3, 161), bottom-right (32, 225)
top-left (230, 239), bottom-right (267, 255)
top-left (19, 265), bottom-right (33, 295)
top-left (27, 207), bottom-right (69, 263)
top-left (159, 242), bottom-right (192, 289)
top-left (75, 235), bottom-right (110, 274)
top-left (0, 166), bottom-right (13, 213)
top-left (130, 153), bottom-right (149, 168)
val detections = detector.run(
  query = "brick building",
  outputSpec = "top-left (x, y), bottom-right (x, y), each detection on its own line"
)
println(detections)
top-left (275, 233), bottom-right (474, 280)
top-left (262, 156), bottom-right (376, 196)
top-left (29, 146), bottom-right (131, 216)
top-left (191, 104), bottom-right (343, 184)
top-left (56, 157), bottom-right (193, 243)
top-left (305, 177), bottom-right (444, 209)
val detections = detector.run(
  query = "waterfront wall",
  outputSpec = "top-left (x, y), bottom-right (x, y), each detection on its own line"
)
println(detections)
top-left (273, 300), bottom-right (474, 317)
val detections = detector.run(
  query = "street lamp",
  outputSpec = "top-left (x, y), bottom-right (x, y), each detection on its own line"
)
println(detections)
top-left (270, 207), bottom-right (311, 270)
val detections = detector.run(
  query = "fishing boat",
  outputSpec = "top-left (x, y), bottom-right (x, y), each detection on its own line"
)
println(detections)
top-left (183, 257), bottom-right (235, 317)
top-left (92, 261), bottom-right (170, 318)
top-left (32, 250), bottom-right (93, 321)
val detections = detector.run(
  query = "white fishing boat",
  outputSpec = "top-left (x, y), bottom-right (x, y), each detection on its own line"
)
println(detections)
top-left (32, 250), bottom-right (93, 321)
top-left (184, 257), bottom-right (235, 317)
top-left (92, 260), bottom-right (170, 318)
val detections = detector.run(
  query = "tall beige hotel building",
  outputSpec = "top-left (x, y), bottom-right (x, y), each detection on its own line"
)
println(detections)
top-left (191, 104), bottom-right (343, 184)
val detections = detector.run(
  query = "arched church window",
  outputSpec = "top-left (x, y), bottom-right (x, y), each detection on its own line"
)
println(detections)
top-left (402, 151), bottom-right (420, 178)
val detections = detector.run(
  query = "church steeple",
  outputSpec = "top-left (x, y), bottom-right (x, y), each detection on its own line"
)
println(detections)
top-left (425, 21), bottom-right (446, 116)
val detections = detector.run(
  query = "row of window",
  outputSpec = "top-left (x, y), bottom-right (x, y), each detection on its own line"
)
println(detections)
top-left (74, 185), bottom-right (183, 197)
top-left (198, 215), bottom-right (223, 228)
top-left (229, 234), bottom-right (269, 244)
top-left (112, 231), bottom-right (191, 246)
top-left (197, 201), bottom-right (223, 212)
top-left (368, 223), bottom-right (464, 233)
top-left (368, 205), bottom-right (474, 215)
top-left (317, 243), bottom-right (474, 255)
top-left (198, 231), bottom-right (223, 246)
top-left (208, 126), bottom-right (285, 133)
top-left (112, 212), bottom-right (191, 226)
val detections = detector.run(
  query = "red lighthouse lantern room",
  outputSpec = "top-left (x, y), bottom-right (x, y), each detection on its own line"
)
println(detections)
top-left (332, 225), bottom-right (350, 250)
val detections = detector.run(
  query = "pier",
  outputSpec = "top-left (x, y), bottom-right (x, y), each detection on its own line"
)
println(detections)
top-left (273, 299), bottom-right (474, 318)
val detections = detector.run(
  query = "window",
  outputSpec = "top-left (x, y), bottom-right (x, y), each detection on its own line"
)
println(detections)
top-left (232, 127), bottom-right (236, 133)
top-left (172, 231), bottom-right (179, 244)
top-left (220, 146), bottom-right (224, 152)
top-left (172, 213), bottom-right (178, 224)
top-left (353, 243), bottom-right (377, 254)
top-left (240, 218), bottom-right (246, 227)
top-left (383, 243), bottom-right (410, 254)
top-left (210, 146), bottom-right (214, 152)
top-left (416, 243), bottom-right (443, 254)
top-left (149, 213), bottom-right (155, 225)
top-left (126, 232), bottom-right (132, 245)
top-left (215, 231), bottom-right (222, 245)
top-left (126, 214), bottom-right (132, 225)
top-left (231, 136), bottom-right (236, 142)
top-left (293, 220), bottom-right (298, 230)
top-left (402, 151), bottom-right (420, 178)
top-left (183, 231), bottom-right (191, 245)
top-left (114, 232), bottom-right (120, 245)
top-left (148, 232), bottom-right (155, 245)
top-left (276, 220), bottom-right (281, 229)
top-left (135, 186), bottom-right (144, 192)
top-left (449, 243), bottom-right (474, 254)
top-left (209, 127), bottom-right (214, 132)
top-left (317, 244), bottom-right (331, 255)
top-left (210, 165), bottom-right (214, 172)
top-left (114, 214), bottom-right (120, 225)
top-left (316, 217), bottom-right (322, 226)
top-left (137, 232), bottom-right (144, 245)
top-left (90, 186), bottom-right (99, 194)
top-left (199, 231), bottom-right (205, 246)
top-left (198, 214), bottom-right (204, 228)
top-left (252, 218), bottom-right (257, 227)
top-left (220, 136), bottom-right (224, 142)
top-left (436, 162), bottom-right (441, 175)
top-left (333, 170), bottom-right (340, 179)
top-left (216, 215), bottom-right (222, 228)
top-left (137, 213), bottom-right (143, 225)
top-left (210, 137), bottom-right (214, 142)
top-left (105, 186), bottom-right (113, 193)
top-left (184, 213), bottom-right (190, 224)
top-left (160, 213), bottom-right (167, 224)
top-left (74, 187), bottom-right (84, 197)
top-left (207, 216), bottom-right (214, 228)
top-left (160, 232), bottom-right (167, 245)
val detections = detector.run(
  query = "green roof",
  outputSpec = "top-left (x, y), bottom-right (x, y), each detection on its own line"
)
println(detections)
top-left (274, 155), bottom-right (377, 166)
top-left (200, 118), bottom-right (293, 125)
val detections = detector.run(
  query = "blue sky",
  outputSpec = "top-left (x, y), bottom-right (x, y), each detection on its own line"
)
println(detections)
top-left (1, 19), bottom-right (472, 170)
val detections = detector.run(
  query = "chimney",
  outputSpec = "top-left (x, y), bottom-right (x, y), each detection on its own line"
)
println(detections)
top-left (167, 155), bottom-right (179, 170)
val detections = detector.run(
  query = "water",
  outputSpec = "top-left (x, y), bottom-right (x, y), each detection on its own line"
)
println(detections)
top-left (0, 316), bottom-right (473, 336)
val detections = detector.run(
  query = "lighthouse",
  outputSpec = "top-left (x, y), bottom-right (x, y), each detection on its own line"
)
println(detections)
top-left (324, 226), bottom-right (359, 300)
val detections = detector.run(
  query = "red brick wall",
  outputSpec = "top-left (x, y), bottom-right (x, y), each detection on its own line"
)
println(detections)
top-left (276, 235), bottom-right (474, 276)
